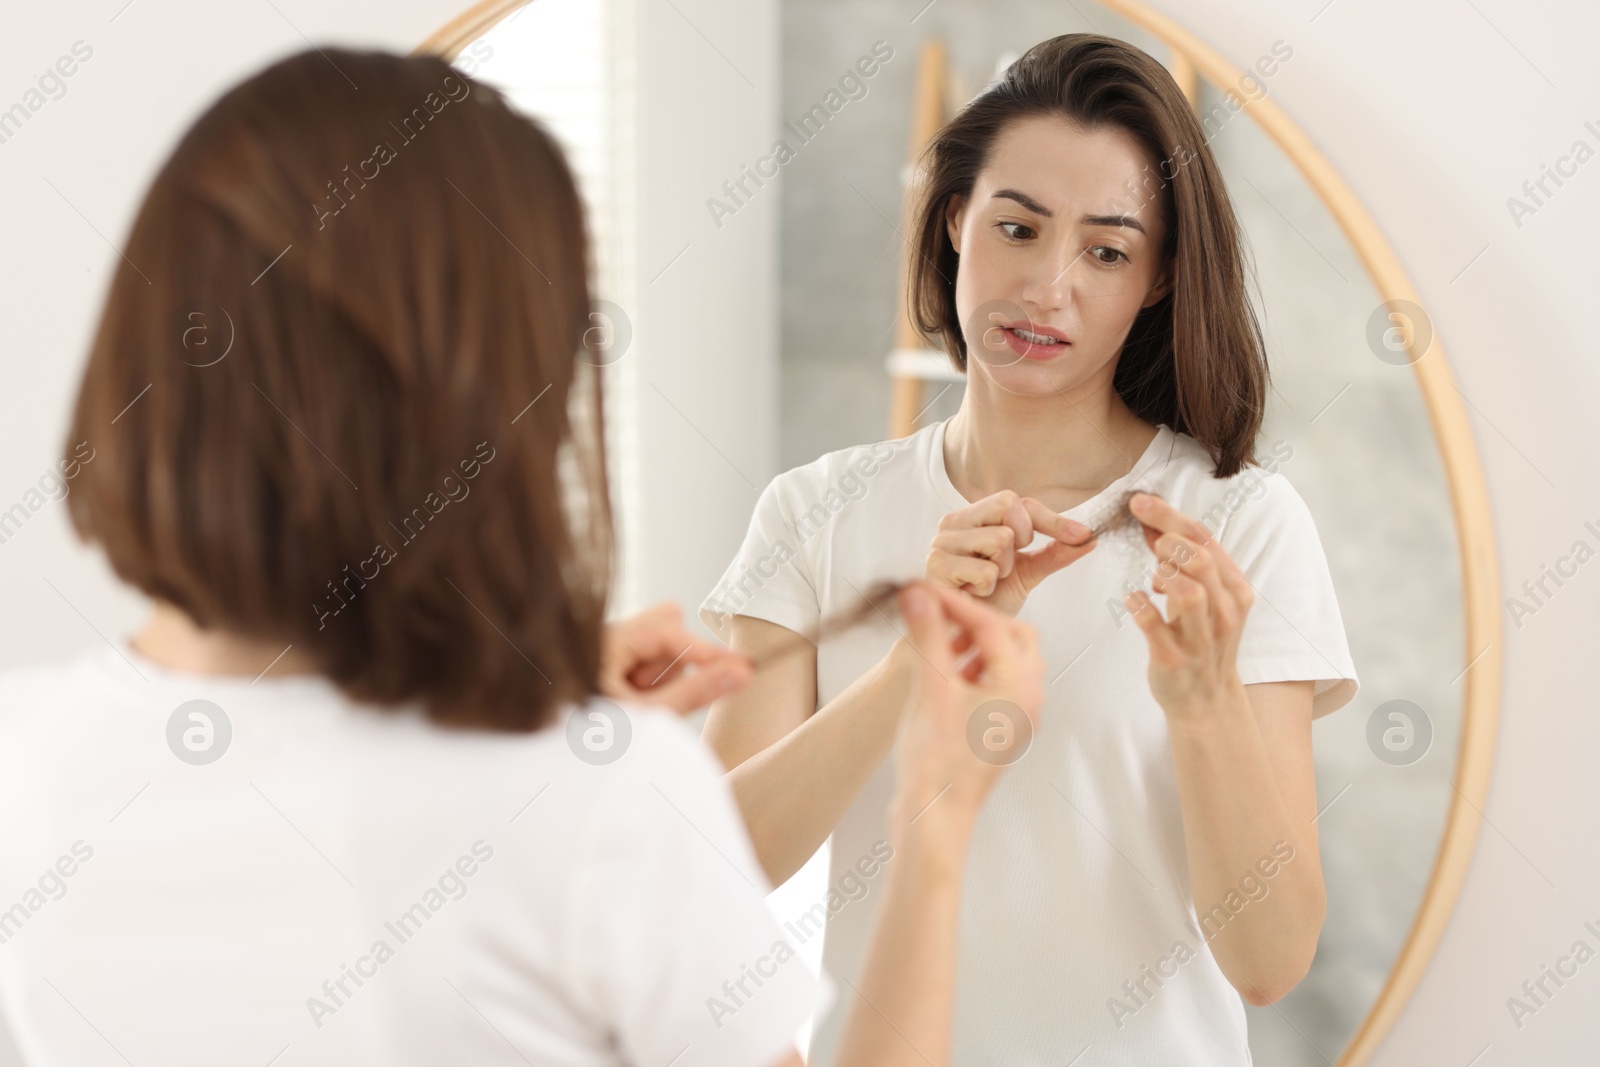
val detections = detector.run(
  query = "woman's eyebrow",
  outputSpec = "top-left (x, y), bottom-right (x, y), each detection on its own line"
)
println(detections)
top-left (1083, 213), bottom-right (1147, 235)
top-left (992, 188), bottom-right (1053, 216)
top-left (991, 189), bottom-right (1147, 235)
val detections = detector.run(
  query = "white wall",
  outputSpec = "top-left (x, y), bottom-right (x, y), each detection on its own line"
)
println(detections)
top-left (621, 0), bottom-right (781, 616)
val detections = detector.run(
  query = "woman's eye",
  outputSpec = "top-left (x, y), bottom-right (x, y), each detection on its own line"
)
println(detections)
top-left (1091, 245), bottom-right (1128, 265)
top-left (997, 221), bottom-right (1036, 241)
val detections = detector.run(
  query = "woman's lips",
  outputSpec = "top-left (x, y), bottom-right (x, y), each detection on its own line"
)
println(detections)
top-left (1000, 326), bottom-right (1071, 361)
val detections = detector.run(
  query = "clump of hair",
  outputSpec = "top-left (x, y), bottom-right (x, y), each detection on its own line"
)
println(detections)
top-left (1084, 488), bottom-right (1160, 544)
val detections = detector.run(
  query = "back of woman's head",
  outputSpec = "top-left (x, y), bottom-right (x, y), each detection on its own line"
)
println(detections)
top-left (65, 48), bottom-right (611, 730)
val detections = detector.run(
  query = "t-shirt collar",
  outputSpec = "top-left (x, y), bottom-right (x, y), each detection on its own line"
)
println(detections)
top-left (926, 418), bottom-right (1175, 522)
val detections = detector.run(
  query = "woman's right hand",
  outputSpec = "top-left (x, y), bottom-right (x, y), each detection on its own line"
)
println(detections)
top-left (598, 603), bottom-right (752, 715)
top-left (924, 490), bottom-right (1097, 617)
top-left (888, 581), bottom-right (1045, 847)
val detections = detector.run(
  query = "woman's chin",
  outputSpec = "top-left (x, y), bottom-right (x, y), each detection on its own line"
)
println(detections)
top-left (969, 359), bottom-right (1083, 399)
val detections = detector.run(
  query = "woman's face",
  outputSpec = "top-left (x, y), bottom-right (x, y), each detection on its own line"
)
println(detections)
top-left (944, 113), bottom-right (1172, 399)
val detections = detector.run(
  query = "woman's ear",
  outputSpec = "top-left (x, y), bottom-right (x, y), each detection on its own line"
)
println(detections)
top-left (1142, 257), bottom-right (1175, 308)
top-left (944, 194), bottom-right (967, 253)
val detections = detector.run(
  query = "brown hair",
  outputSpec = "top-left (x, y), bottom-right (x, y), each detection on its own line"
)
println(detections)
top-left (64, 49), bottom-right (612, 730)
top-left (908, 33), bottom-right (1268, 477)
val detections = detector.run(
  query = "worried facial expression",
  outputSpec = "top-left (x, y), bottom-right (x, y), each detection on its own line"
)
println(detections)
top-left (944, 114), bottom-right (1173, 397)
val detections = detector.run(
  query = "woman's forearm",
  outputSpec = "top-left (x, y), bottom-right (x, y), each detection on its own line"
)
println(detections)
top-left (729, 639), bottom-right (919, 885)
top-left (1166, 680), bottom-right (1325, 1004)
top-left (826, 578), bottom-right (1043, 1067)
top-left (830, 822), bottom-right (970, 1067)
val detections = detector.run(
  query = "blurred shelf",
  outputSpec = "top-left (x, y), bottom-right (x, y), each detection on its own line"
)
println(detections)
top-left (886, 347), bottom-right (965, 383)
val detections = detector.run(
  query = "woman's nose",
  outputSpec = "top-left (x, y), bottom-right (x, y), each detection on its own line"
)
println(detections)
top-left (1020, 244), bottom-right (1076, 312)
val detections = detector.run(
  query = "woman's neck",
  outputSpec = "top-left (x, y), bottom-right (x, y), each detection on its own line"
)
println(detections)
top-left (133, 601), bottom-right (320, 678)
top-left (942, 373), bottom-right (1158, 511)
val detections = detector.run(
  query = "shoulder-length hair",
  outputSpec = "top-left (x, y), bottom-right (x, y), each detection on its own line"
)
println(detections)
top-left (65, 48), bottom-right (611, 730)
top-left (908, 33), bottom-right (1267, 477)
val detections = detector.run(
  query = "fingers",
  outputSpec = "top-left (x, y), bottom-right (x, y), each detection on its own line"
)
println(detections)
top-left (603, 602), bottom-right (755, 715)
top-left (1133, 491), bottom-right (1252, 641)
top-left (1143, 511), bottom-right (1261, 650)
top-left (1129, 492), bottom-right (1213, 546)
top-left (901, 582), bottom-right (998, 689)
top-left (926, 550), bottom-right (1001, 597)
top-left (1020, 498), bottom-right (1094, 546)
top-left (930, 525), bottom-right (1018, 579)
top-left (1129, 574), bottom-right (1216, 664)
top-left (1124, 588), bottom-right (1182, 663)
top-left (1162, 573), bottom-right (1215, 650)
top-left (637, 651), bottom-right (752, 715)
top-left (924, 583), bottom-right (1025, 683)
top-left (899, 581), bottom-right (957, 683)
top-left (930, 495), bottom-right (1098, 605)
top-left (1145, 545), bottom-right (1215, 655)
top-left (1010, 499), bottom-right (1097, 588)
top-left (939, 490), bottom-right (1034, 555)
top-left (902, 583), bottom-right (1043, 727)
top-left (1135, 497), bottom-right (1245, 594)
top-left (1157, 530), bottom-right (1233, 625)
top-left (622, 640), bottom-right (723, 690)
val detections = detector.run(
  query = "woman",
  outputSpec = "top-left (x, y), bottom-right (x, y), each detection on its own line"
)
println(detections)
top-left (0, 49), bottom-right (1040, 1067)
top-left (701, 33), bottom-right (1359, 1064)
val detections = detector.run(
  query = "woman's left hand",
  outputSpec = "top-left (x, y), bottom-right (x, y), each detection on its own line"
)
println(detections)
top-left (1121, 492), bottom-right (1255, 718)
top-left (599, 603), bottom-right (754, 715)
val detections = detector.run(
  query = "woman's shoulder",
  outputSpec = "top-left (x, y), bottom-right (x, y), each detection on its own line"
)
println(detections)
top-left (376, 697), bottom-right (718, 801)
top-left (562, 697), bottom-right (722, 781)
top-left (548, 698), bottom-right (741, 821)
top-left (1156, 431), bottom-right (1315, 543)
top-left (554, 697), bottom-right (771, 882)
top-left (0, 647), bottom-right (141, 733)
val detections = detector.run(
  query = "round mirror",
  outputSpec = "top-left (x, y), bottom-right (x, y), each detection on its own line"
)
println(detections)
top-left (433, 2), bottom-right (1495, 1063)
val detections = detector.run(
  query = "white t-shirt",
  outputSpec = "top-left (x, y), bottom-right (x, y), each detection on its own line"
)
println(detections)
top-left (700, 419), bottom-right (1358, 1067)
top-left (0, 644), bottom-right (828, 1067)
